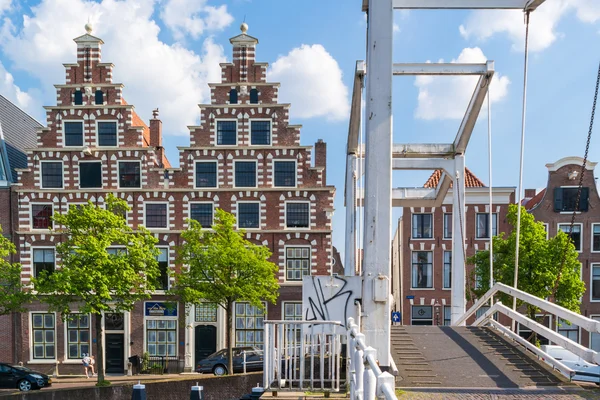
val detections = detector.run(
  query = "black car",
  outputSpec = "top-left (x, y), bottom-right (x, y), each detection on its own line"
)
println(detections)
top-left (0, 363), bottom-right (52, 391)
top-left (196, 347), bottom-right (263, 376)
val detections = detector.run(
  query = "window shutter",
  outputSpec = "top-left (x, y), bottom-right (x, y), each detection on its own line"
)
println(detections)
top-left (554, 188), bottom-right (563, 212)
top-left (580, 187), bottom-right (589, 211)
top-left (95, 90), bottom-right (103, 105)
top-left (229, 89), bottom-right (238, 104)
top-left (250, 89), bottom-right (258, 104)
top-left (74, 90), bottom-right (83, 105)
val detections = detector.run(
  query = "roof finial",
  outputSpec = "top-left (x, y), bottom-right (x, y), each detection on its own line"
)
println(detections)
top-left (240, 21), bottom-right (248, 34)
top-left (152, 108), bottom-right (159, 119)
top-left (85, 18), bottom-right (93, 34)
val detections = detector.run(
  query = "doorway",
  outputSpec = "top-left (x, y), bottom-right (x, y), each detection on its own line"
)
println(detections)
top-left (105, 333), bottom-right (124, 374)
top-left (195, 325), bottom-right (217, 367)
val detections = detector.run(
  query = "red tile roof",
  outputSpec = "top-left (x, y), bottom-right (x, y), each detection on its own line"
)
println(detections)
top-left (523, 188), bottom-right (546, 210)
top-left (125, 100), bottom-right (172, 168)
top-left (424, 168), bottom-right (486, 188)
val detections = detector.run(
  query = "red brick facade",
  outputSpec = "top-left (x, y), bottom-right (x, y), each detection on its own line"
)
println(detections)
top-left (9, 25), bottom-right (334, 374)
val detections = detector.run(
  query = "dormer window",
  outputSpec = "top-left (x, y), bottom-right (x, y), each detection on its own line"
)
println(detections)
top-left (95, 90), bottom-right (104, 105)
top-left (554, 187), bottom-right (589, 212)
top-left (250, 89), bottom-right (258, 104)
top-left (74, 90), bottom-right (83, 105)
top-left (229, 89), bottom-right (238, 104)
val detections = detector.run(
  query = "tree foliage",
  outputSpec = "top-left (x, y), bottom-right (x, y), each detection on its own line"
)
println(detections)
top-left (33, 194), bottom-right (160, 383)
top-left (467, 204), bottom-right (585, 324)
top-left (172, 209), bottom-right (279, 374)
top-left (0, 226), bottom-right (32, 315)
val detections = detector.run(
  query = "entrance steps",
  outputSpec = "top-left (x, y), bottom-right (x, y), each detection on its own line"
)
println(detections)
top-left (391, 325), bottom-right (567, 388)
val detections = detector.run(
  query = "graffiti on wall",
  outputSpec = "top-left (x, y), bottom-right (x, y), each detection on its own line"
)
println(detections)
top-left (302, 275), bottom-right (362, 324)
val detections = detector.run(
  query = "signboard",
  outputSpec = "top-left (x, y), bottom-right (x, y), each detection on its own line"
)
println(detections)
top-left (145, 302), bottom-right (177, 317)
top-left (406, 295), bottom-right (415, 299)
top-left (391, 312), bottom-right (401, 324)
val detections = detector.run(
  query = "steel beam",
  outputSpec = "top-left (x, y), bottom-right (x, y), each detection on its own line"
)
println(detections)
top-left (363, 0), bottom-right (546, 11)
top-left (393, 63), bottom-right (491, 76)
top-left (356, 143), bottom-right (455, 159)
top-left (361, 0), bottom-right (393, 368)
top-left (451, 154), bottom-right (466, 325)
top-left (344, 154), bottom-right (357, 276)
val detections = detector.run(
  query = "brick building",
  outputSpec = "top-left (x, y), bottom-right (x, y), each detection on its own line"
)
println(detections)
top-left (524, 156), bottom-right (600, 349)
top-left (0, 95), bottom-right (42, 365)
top-left (392, 169), bottom-right (515, 326)
top-left (11, 23), bottom-right (334, 375)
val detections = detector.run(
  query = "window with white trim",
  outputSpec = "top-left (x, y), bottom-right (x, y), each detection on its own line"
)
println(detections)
top-left (97, 121), bottom-right (117, 146)
top-left (31, 313), bottom-right (55, 359)
top-left (145, 204), bottom-right (168, 228)
top-left (33, 248), bottom-right (55, 277)
top-left (66, 314), bottom-right (90, 359)
top-left (156, 248), bottom-right (169, 291)
top-left (443, 213), bottom-right (452, 239)
top-left (195, 162), bottom-right (217, 188)
top-left (250, 120), bottom-right (271, 145)
top-left (476, 213), bottom-right (498, 238)
top-left (235, 161), bottom-right (257, 187)
top-left (32, 204), bottom-right (53, 230)
top-left (119, 162), bottom-right (141, 188)
top-left (283, 302), bottom-right (302, 344)
top-left (274, 161), bottom-right (296, 187)
top-left (195, 303), bottom-right (217, 323)
top-left (286, 202), bottom-right (309, 228)
top-left (79, 162), bottom-right (102, 188)
top-left (592, 265), bottom-right (600, 301)
top-left (593, 224), bottom-right (600, 252)
top-left (217, 121), bottom-right (236, 145)
top-left (554, 187), bottom-right (589, 212)
top-left (411, 251), bottom-right (433, 289)
top-left (235, 302), bottom-right (265, 349)
top-left (591, 316), bottom-right (600, 352)
top-left (558, 223), bottom-right (582, 251)
top-left (64, 121), bottom-right (84, 146)
top-left (443, 251), bottom-right (451, 289)
top-left (238, 202), bottom-right (259, 229)
top-left (41, 162), bottom-right (63, 189)
top-left (557, 318), bottom-right (579, 343)
top-left (412, 214), bottom-right (432, 239)
top-left (190, 203), bottom-right (213, 227)
top-left (146, 319), bottom-right (177, 356)
top-left (286, 247), bottom-right (311, 281)
top-left (443, 306), bottom-right (451, 326)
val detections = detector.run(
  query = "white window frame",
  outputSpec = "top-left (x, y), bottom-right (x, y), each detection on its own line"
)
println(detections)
top-left (233, 160), bottom-right (258, 188)
top-left (556, 317), bottom-right (581, 344)
top-left (249, 118), bottom-right (272, 146)
top-left (40, 160), bottom-right (64, 189)
top-left (188, 201), bottom-right (215, 228)
top-left (233, 301), bottom-right (267, 349)
top-left (78, 160), bottom-right (103, 189)
top-left (284, 201), bottom-right (310, 230)
top-left (31, 246), bottom-right (56, 279)
top-left (443, 213), bottom-right (452, 239)
top-left (591, 263), bottom-right (600, 303)
top-left (154, 246), bottom-right (170, 293)
top-left (592, 223), bottom-right (600, 253)
top-left (411, 250), bottom-right (434, 290)
top-left (282, 301), bottom-right (303, 321)
top-left (443, 250), bottom-right (451, 290)
top-left (284, 245), bottom-right (312, 283)
top-left (273, 159), bottom-right (297, 188)
top-left (95, 119), bottom-right (119, 147)
top-left (236, 201), bottom-right (261, 230)
top-left (411, 213), bottom-right (433, 240)
top-left (30, 202), bottom-right (55, 231)
top-left (62, 120), bottom-right (85, 148)
top-left (194, 160), bottom-right (218, 189)
top-left (557, 222), bottom-right (583, 253)
top-left (143, 303), bottom-right (179, 358)
top-left (542, 223), bottom-right (549, 240)
top-left (475, 213), bottom-right (498, 239)
top-left (215, 119), bottom-right (238, 146)
top-left (63, 312), bottom-right (92, 363)
top-left (29, 311), bottom-right (57, 363)
top-left (590, 315), bottom-right (600, 352)
top-left (517, 314), bottom-right (553, 344)
top-left (117, 160), bottom-right (142, 189)
top-left (144, 202), bottom-right (170, 230)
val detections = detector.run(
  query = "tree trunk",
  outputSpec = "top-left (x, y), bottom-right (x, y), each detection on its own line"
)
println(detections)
top-left (95, 313), bottom-right (105, 383)
top-left (227, 301), bottom-right (234, 375)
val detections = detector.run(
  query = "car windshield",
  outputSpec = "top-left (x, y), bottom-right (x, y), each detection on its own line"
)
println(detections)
top-left (206, 350), bottom-right (226, 359)
top-left (11, 366), bottom-right (31, 372)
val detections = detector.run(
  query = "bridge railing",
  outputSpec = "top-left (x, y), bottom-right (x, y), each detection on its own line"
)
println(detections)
top-left (456, 282), bottom-right (600, 379)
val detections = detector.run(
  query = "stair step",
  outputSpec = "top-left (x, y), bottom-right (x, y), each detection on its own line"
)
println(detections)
top-left (407, 374), bottom-right (438, 378)
top-left (412, 381), bottom-right (442, 385)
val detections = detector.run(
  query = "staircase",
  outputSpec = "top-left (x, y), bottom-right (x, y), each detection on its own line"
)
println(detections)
top-left (391, 325), bottom-right (566, 387)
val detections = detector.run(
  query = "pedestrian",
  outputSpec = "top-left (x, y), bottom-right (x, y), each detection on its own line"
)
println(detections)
top-left (89, 355), bottom-right (97, 376)
top-left (82, 354), bottom-right (91, 378)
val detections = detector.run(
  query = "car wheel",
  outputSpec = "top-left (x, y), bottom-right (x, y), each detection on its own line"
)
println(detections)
top-left (213, 364), bottom-right (227, 376)
top-left (18, 380), bottom-right (32, 392)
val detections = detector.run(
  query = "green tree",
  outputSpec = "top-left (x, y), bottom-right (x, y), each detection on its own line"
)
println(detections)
top-left (468, 204), bottom-right (585, 342)
top-left (172, 209), bottom-right (279, 375)
top-left (33, 195), bottom-right (160, 384)
top-left (0, 226), bottom-right (32, 315)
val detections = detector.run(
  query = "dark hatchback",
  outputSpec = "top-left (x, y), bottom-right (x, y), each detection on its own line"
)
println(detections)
top-left (0, 363), bottom-right (52, 391)
top-left (196, 347), bottom-right (263, 376)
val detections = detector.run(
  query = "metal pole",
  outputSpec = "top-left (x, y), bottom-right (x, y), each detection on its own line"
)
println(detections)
top-left (132, 382), bottom-right (147, 400)
top-left (451, 154), bottom-right (466, 325)
top-left (362, 0), bottom-right (393, 368)
top-left (190, 383), bottom-right (204, 400)
top-left (346, 154), bottom-right (357, 276)
top-left (487, 90), bottom-right (494, 307)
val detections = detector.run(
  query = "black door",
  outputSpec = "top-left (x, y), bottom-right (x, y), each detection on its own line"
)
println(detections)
top-left (105, 333), bottom-right (124, 374)
top-left (195, 325), bottom-right (217, 367)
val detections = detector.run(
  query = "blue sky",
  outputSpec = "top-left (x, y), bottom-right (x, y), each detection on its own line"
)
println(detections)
top-left (0, 0), bottom-right (599, 256)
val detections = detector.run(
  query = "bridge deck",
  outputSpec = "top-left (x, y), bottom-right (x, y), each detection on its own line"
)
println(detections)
top-left (392, 325), bottom-right (568, 388)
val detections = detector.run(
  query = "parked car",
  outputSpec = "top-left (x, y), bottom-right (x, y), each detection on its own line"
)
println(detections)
top-left (540, 345), bottom-right (600, 384)
top-left (0, 363), bottom-right (52, 391)
top-left (196, 347), bottom-right (263, 376)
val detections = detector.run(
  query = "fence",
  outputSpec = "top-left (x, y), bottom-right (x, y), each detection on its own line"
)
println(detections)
top-left (139, 356), bottom-right (185, 375)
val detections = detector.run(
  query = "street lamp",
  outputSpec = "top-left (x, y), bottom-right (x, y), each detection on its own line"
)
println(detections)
top-left (434, 301), bottom-right (441, 326)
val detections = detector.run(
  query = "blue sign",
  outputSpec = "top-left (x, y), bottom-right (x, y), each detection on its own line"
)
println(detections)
top-left (391, 312), bottom-right (401, 323)
top-left (145, 302), bottom-right (177, 317)
top-left (406, 295), bottom-right (415, 300)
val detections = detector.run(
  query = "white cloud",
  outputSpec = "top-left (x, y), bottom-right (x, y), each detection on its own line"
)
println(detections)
top-left (0, 60), bottom-right (40, 116)
top-left (160, 0), bottom-right (233, 41)
top-left (0, 0), bottom-right (10, 15)
top-left (414, 47), bottom-right (510, 120)
top-left (0, 0), bottom-right (227, 135)
top-left (268, 44), bottom-right (350, 122)
top-left (459, 0), bottom-right (600, 52)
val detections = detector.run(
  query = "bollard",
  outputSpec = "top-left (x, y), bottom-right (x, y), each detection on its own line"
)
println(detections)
top-left (190, 383), bottom-right (204, 400)
top-left (132, 381), bottom-right (147, 400)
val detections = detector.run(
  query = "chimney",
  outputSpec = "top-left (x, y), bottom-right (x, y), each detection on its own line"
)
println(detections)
top-left (524, 189), bottom-right (536, 198)
top-left (315, 139), bottom-right (327, 185)
top-left (150, 108), bottom-right (162, 147)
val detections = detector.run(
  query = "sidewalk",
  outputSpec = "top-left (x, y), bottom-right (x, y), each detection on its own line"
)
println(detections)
top-left (53, 372), bottom-right (204, 384)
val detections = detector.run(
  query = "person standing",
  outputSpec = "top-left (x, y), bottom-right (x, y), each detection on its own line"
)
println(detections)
top-left (89, 355), bottom-right (96, 376)
top-left (82, 354), bottom-right (91, 378)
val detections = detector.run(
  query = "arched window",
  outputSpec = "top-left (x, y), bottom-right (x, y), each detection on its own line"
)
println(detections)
top-left (229, 89), bottom-right (238, 104)
top-left (249, 89), bottom-right (258, 104)
top-left (95, 90), bottom-right (104, 105)
top-left (74, 90), bottom-right (83, 105)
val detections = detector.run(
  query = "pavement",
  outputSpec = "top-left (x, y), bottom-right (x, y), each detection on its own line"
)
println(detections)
top-left (396, 386), bottom-right (600, 399)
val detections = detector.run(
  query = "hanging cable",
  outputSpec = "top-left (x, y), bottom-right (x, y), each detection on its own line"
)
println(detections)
top-left (512, 11), bottom-right (531, 331)
top-left (487, 87), bottom-right (494, 307)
